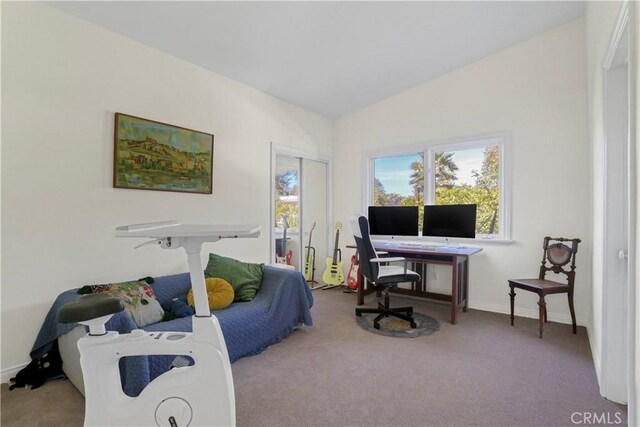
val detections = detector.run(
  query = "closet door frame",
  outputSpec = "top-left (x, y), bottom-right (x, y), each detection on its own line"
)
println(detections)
top-left (270, 142), bottom-right (333, 268)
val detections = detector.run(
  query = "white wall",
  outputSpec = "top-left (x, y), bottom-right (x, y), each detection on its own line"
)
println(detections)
top-left (0, 3), bottom-right (333, 377)
top-left (333, 19), bottom-right (590, 325)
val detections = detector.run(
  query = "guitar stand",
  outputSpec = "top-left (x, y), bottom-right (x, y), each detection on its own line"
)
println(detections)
top-left (306, 246), bottom-right (324, 291)
top-left (322, 249), bottom-right (343, 290)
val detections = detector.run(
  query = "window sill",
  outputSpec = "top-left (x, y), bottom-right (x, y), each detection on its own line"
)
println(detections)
top-left (425, 238), bottom-right (515, 246)
top-left (371, 236), bottom-right (514, 246)
top-left (470, 238), bottom-right (514, 245)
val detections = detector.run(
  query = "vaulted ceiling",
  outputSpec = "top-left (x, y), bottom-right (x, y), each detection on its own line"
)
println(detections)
top-left (49, 1), bottom-right (585, 118)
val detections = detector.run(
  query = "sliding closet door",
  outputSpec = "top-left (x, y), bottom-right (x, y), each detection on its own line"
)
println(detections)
top-left (301, 158), bottom-right (328, 285)
top-left (274, 155), bottom-right (302, 269)
top-left (271, 145), bottom-right (332, 281)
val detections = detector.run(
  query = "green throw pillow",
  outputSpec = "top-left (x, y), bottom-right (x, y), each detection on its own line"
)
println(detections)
top-left (204, 254), bottom-right (264, 302)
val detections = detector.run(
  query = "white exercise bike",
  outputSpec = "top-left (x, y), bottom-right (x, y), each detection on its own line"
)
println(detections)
top-left (58, 221), bottom-right (260, 427)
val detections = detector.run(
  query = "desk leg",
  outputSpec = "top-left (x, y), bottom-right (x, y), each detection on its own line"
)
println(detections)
top-left (451, 258), bottom-right (458, 325)
top-left (357, 265), bottom-right (364, 306)
top-left (463, 258), bottom-right (469, 312)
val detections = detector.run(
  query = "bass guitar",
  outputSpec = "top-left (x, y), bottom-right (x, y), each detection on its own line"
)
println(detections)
top-left (304, 221), bottom-right (317, 282)
top-left (276, 216), bottom-right (293, 265)
top-left (322, 222), bottom-right (344, 286)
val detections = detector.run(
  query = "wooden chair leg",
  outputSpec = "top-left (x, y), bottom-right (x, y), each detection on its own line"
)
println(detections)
top-left (537, 294), bottom-right (546, 338)
top-left (543, 305), bottom-right (548, 323)
top-left (509, 285), bottom-right (516, 326)
top-left (568, 291), bottom-right (577, 334)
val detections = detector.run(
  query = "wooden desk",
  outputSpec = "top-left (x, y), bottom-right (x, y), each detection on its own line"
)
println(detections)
top-left (349, 242), bottom-right (482, 325)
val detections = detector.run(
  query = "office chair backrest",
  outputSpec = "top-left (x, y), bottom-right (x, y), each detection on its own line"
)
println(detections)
top-left (350, 214), bottom-right (379, 283)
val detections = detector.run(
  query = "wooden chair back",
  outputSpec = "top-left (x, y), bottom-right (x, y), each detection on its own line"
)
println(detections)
top-left (538, 236), bottom-right (581, 286)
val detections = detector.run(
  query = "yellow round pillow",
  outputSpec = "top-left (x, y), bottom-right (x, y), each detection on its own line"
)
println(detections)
top-left (187, 277), bottom-right (235, 311)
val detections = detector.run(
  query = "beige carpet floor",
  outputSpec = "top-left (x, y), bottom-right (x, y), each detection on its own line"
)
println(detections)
top-left (1, 289), bottom-right (627, 426)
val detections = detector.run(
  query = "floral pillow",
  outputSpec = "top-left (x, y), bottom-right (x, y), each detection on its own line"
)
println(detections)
top-left (81, 281), bottom-right (164, 327)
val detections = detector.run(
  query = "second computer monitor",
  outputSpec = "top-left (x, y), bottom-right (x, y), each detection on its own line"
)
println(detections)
top-left (423, 204), bottom-right (477, 238)
top-left (368, 206), bottom-right (419, 236)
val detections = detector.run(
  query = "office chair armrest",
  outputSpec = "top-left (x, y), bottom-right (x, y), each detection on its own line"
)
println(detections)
top-left (370, 257), bottom-right (405, 263)
top-left (371, 257), bottom-right (409, 275)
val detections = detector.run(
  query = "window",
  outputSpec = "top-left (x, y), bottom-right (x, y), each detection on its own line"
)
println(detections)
top-left (368, 135), bottom-right (509, 240)
top-left (372, 153), bottom-right (424, 230)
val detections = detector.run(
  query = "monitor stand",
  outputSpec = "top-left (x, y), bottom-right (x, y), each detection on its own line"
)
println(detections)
top-left (436, 238), bottom-right (459, 250)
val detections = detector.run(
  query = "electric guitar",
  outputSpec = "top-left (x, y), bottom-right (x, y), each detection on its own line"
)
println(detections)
top-left (304, 221), bottom-right (317, 281)
top-left (322, 222), bottom-right (345, 285)
top-left (346, 252), bottom-right (359, 290)
top-left (276, 216), bottom-right (293, 265)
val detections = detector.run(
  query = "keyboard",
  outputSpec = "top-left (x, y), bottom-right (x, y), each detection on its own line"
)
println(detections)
top-left (398, 242), bottom-right (422, 247)
top-left (397, 242), bottom-right (437, 249)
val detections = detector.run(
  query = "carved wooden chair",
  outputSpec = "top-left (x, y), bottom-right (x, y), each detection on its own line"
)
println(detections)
top-left (508, 237), bottom-right (581, 338)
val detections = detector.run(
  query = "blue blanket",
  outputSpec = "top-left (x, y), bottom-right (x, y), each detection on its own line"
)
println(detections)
top-left (32, 266), bottom-right (314, 396)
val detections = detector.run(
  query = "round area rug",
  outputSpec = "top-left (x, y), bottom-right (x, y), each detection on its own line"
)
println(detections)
top-left (355, 312), bottom-right (440, 338)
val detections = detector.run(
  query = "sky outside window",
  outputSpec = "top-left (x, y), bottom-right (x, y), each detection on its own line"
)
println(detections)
top-left (446, 148), bottom-right (485, 185)
top-left (374, 154), bottom-right (422, 197)
top-left (374, 150), bottom-right (484, 196)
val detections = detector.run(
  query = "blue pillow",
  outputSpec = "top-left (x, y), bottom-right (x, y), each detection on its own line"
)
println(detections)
top-left (169, 296), bottom-right (194, 318)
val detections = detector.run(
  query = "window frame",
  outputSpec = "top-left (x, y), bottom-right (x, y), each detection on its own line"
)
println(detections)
top-left (364, 132), bottom-right (511, 242)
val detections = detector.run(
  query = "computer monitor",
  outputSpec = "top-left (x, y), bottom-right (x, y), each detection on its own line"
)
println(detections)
top-left (423, 204), bottom-right (477, 238)
top-left (367, 206), bottom-right (419, 236)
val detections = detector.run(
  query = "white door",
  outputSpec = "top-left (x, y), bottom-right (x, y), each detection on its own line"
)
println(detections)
top-left (601, 8), bottom-right (635, 408)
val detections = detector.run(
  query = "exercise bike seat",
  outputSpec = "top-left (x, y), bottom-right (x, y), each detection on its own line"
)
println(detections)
top-left (57, 294), bottom-right (124, 323)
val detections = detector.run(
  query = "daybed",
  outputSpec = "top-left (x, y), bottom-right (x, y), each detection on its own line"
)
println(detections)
top-left (32, 265), bottom-right (314, 396)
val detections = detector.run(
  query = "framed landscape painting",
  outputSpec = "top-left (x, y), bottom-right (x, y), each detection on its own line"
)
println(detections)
top-left (113, 113), bottom-right (214, 194)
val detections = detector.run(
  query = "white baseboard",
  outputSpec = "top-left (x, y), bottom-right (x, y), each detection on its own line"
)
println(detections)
top-left (1, 362), bottom-right (29, 384)
top-left (586, 321), bottom-right (601, 385)
top-left (468, 301), bottom-right (588, 327)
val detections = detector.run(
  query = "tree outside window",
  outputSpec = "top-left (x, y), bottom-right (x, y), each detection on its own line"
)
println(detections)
top-left (434, 146), bottom-right (500, 235)
top-left (373, 154), bottom-right (424, 230)
top-left (275, 169), bottom-right (299, 230)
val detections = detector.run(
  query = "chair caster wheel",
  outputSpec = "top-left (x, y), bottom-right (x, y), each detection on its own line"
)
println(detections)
top-left (410, 322), bottom-right (417, 328)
